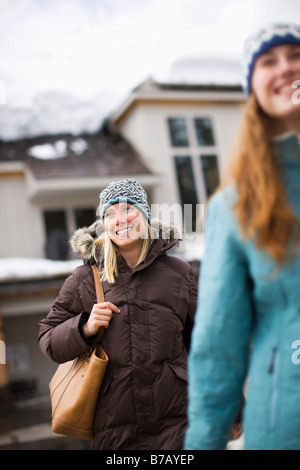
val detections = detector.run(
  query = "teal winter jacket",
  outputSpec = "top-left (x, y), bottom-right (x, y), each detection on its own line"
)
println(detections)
top-left (185, 133), bottom-right (300, 450)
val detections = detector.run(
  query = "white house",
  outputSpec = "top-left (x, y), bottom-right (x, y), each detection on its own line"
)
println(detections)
top-left (0, 76), bottom-right (246, 399)
top-left (110, 77), bottom-right (246, 255)
top-left (0, 126), bottom-right (157, 398)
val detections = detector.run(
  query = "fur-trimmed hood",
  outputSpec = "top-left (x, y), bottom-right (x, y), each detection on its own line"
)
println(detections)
top-left (70, 219), bottom-right (181, 265)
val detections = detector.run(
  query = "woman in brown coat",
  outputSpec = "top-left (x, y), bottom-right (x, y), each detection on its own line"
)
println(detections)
top-left (38, 179), bottom-right (197, 450)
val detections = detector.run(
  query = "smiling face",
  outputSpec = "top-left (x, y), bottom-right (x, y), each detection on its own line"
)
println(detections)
top-left (103, 202), bottom-right (146, 249)
top-left (251, 44), bottom-right (300, 132)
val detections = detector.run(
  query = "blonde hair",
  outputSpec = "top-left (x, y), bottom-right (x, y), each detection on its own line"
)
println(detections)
top-left (96, 223), bottom-right (152, 283)
top-left (224, 94), bottom-right (300, 267)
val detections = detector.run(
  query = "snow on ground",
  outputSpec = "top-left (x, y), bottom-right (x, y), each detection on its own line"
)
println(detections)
top-left (0, 258), bottom-right (83, 281)
top-left (0, 249), bottom-right (202, 282)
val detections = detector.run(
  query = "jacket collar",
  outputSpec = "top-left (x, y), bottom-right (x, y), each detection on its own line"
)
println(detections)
top-left (117, 238), bottom-right (179, 273)
top-left (70, 219), bottom-right (180, 269)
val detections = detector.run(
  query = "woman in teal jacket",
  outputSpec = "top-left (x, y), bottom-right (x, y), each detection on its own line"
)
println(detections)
top-left (185, 22), bottom-right (300, 450)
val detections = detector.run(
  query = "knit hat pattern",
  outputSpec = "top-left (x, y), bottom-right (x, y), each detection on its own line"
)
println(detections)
top-left (242, 22), bottom-right (300, 96)
top-left (99, 179), bottom-right (151, 222)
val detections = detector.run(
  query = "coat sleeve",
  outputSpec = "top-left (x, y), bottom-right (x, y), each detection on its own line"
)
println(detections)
top-left (182, 267), bottom-right (198, 352)
top-left (38, 268), bottom-right (93, 364)
top-left (184, 190), bottom-right (253, 450)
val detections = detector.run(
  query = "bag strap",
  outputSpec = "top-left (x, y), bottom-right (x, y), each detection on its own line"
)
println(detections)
top-left (92, 264), bottom-right (104, 303)
top-left (91, 265), bottom-right (105, 342)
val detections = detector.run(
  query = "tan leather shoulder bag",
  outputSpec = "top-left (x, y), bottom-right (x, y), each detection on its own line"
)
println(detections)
top-left (49, 265), bottom-right (109, 440)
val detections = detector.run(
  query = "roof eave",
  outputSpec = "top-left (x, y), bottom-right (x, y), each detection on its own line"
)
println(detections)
top-left (110, 81), bottom-right (246, 127)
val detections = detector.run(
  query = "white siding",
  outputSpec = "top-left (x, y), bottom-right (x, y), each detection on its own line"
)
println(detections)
top-left (0, 177), bottom-right (44, 258)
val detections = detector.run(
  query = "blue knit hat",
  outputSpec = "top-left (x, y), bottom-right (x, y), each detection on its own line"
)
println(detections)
top-left (99, 179), bottom-right (151, 222)
top-left (242, 23), bottom-right (300, 96)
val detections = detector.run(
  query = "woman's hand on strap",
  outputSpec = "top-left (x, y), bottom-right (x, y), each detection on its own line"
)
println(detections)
top-left (83, 302), bottom-right (120, 337)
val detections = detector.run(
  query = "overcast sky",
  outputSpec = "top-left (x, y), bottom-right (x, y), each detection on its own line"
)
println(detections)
top-left (0, 0), bottom-right (300, 140)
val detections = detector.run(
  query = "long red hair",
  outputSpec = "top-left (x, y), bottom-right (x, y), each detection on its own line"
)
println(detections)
top-left (224, 94), bottom-right (300, 266)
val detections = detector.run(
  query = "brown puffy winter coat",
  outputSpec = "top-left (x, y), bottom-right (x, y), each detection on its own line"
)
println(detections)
top-left (38, 221), bottom-right (198, 450)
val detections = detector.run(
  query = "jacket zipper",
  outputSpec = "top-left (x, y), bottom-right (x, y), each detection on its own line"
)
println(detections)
top-left (268, 337), bottom-right (280, 431)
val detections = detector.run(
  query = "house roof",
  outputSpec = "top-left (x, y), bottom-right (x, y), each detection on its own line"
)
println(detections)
top-left (0, 125), bottom-right (153, 180)
top-left (110, 77), bottom-right (246, 127)
top-left (133, 77), bottom-right (244, 93)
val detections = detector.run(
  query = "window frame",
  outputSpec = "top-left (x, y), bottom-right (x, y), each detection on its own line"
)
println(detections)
top-left (167, 114), bottom-right (220, 226)
top-left (167, 117), bottom-right (190, 148)
top-left (42, 205), bottom-right (97, 260)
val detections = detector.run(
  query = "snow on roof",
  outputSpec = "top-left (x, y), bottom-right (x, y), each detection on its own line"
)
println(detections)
top-left (27, 140), bottom-right (67, 160)
top-left (0, 55), bottom-right (243, 142)
top-left (26, 138), bottom-right (88, 160)
top-left (0, 258), bottom-right (83, 282)
top-left (0, 128), bottom-right (152, 180)
top-left (167, 55), bottom-right (242, 86)
top-left (69, 138), bottom-right (88, 156)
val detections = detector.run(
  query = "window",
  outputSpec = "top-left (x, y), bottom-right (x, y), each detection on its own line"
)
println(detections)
top-left (74, 208), bottom-right (96, 229)
top-left (194, 118), bottom-right (215, 146)
top-left (174, 156), bottom-right (198, 231)
top-left (200, 155), bottom-right (220, 197)
top-left (43, 208), bottom-right (97, 260)
top-left (168, 118), bottom-right (189, 147)
top-left (44, 210), bottom-right (69, 260)
top-left (169, 116), bottom-right (219, 223)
